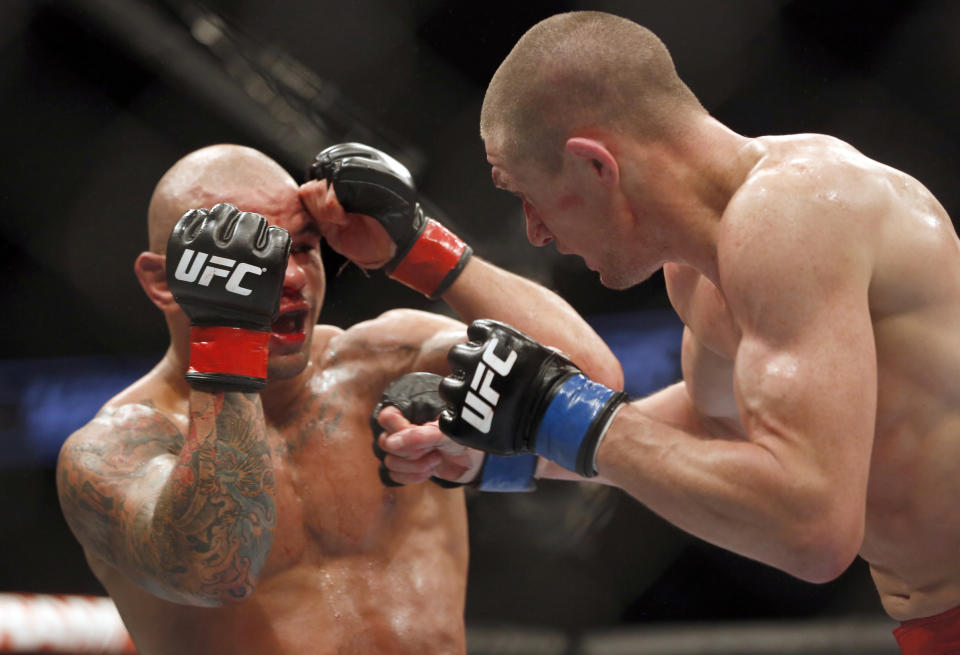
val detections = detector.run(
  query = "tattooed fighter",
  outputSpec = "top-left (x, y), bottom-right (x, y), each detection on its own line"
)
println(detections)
top-left (56, 143), bottom-right (622, 655)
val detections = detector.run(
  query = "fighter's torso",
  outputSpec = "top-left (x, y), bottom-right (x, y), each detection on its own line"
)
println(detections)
top-left (91, 319), bottom-right (468, 654)
top-left (665, 133), bottom-right (960, 621)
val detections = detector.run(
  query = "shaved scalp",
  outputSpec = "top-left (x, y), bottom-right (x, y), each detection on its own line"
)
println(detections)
top-left (481, 11), bottom-right (705, 173)
top-left (147, 144), bottom-right (295, 253)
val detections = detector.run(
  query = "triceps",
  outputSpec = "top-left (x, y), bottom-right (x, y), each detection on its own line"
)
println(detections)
top-left (57, 395), bottom-right (276, 605)
top-left (56, 405), bottom-right (184, 577)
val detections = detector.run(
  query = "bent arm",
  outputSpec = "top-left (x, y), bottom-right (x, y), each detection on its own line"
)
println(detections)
top-left (440, 257), bottom-right (624, 388)
top-left (57, 393), bottom-right (275, 606)
top-left (564, 185), bottom-right (876, 582)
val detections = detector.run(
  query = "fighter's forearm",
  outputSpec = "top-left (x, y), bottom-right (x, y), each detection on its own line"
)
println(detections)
top-left (150, 391), bottom-right (276, 604)
top-left (590, 385), bottom-right (858, 582)
top-left (440, 257), bottom-right (624, 388)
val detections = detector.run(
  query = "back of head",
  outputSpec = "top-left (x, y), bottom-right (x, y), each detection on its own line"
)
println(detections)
top-left (147, 144), bottom-right (294, 254)
top-left (481, 11), bottom-right (704, 173)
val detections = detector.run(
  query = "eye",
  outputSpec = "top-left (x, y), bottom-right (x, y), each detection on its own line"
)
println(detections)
top-left (290, 242), bottom-right (317, 255)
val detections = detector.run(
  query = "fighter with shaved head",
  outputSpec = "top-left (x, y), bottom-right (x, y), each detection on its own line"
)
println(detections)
top-left (56, 143), bottom-right (622, 655)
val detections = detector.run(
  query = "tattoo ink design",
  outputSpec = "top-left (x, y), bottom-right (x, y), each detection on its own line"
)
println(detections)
top-left (57, 394), bottom-right (276, 605)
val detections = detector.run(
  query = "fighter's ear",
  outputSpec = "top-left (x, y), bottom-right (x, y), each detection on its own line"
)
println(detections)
top-left (134, 251), bottom-right (175, 309)
top-left (565, 137), bottom-right (619, 187)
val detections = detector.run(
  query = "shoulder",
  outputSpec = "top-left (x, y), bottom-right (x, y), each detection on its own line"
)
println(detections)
top-left (718, 136), bottom-right (876, 327)
top-left (722, 134), bottom-right (881, 262)
top-left (309, 323), bottom-right (345, 358)
top-left (731, 134), bottom-right (891, 222)
top-left (58, 402), bottom-right (182, 473)
top-left (335, 309), bottom-right (464, 350)
top-left (322, 309), bottom-right (466, 377)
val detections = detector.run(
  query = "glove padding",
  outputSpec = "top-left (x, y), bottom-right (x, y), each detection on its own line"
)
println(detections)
top-left (438, 320), bottom-right (628, 477)
top-left (309, 143), bottom-right (472, 298)
top-left (370, 372), bottom-right (463, 488)
top-left (166, 202), bottom-right (290, 392)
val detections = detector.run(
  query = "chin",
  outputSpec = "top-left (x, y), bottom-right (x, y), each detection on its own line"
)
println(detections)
top-left (266, 335), bottom-right (313, 381)
top-left (598, 266), bottom-right (652, 290)
top-left (267, 353), bottom-right (310, 381)
top-left (597, 269), bottom-right (631, 290)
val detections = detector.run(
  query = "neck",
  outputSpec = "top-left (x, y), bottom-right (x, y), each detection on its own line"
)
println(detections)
top-left (624, 115), bottom-right (763, 285)
top-left (259, 363), bottom-right (314, 422)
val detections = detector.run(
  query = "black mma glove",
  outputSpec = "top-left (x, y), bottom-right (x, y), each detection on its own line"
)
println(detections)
top-left (166, 202), bottom-right (290, 392)
top-left (370, 373), bottom-right (463, 488)
top-left (371, 372), bottom-right (539, 492)
top-left (438, 320), bottom-right (629, 478)
top-left (308, 143), bottom-right (472, 298)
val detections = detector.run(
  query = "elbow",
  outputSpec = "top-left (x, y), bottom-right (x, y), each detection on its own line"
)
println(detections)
top-left (785, 538), bottom-right (860, 584)
top-left (173, 565), bottom-right (264, 608)
top-left (162, 532), bottom-right (274, 607)
top-left (209, 583), bottom-right (258, 607)
top-left (780, 503), bottom-right (863, 584)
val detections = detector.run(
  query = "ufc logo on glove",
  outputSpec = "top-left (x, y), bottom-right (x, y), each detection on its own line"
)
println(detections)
top-left (461, 339), bottom-right (517, 433)
top-left (173, 248), bottom-right (265, 297)
top-left (440, 319), bottom-right (629, 478)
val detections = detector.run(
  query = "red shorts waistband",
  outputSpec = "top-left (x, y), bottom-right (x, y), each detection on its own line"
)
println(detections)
top-left (894, 604), bottom-right (960, 655)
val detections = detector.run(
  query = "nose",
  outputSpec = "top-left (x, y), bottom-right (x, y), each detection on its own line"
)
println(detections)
top-left (283, 254), bottom-right (307, 293)
top-left (522, 197), bottom-right (553, 247)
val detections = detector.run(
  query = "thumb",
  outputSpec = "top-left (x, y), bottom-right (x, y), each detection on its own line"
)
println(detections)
top-left (300, 179), bottom-right (350, 226)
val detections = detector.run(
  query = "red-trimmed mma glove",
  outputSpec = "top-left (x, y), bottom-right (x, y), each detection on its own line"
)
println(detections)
top-left (308, 143), bottom-right (472, 298)
top-left (439, 320), bottom-right (629, 478)
top-left (166, 203), bottom-right (290, 392)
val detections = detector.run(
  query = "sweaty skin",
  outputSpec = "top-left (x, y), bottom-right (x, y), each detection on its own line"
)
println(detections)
top-left (60, 317), bottom-right (470, 654)
top-left (597, 134), bottom-right (960, 621)
top-left (57, 145), bottom-right (622, 655)
top-left (373, 10), bottom-right (960, 631)
top-left (557, 133), bottom-right (960, 622)
top-left (385, 121), bottom-right (960, 624)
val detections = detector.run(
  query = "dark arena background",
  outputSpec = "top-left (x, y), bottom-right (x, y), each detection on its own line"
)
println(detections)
top-left (1, 1), bottom-right (958, 653)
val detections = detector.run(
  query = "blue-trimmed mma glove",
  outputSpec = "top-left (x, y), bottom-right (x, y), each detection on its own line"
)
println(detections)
top-left (166, 203), bottom-right (290, 392)
top-left (438, 320), bottom-right (629, 479)
top-left (308, 143), bottom-right (472, 298)
top-left (371, 372), bottom-right (538, 492)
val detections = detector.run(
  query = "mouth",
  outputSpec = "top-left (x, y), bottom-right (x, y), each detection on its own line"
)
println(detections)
top-left (270, 302), bottom-right (309, 346)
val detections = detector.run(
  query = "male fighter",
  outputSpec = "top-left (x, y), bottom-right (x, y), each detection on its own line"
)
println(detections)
top-left (375, 11), bottom-right (960, 654)
top-left (56, 142), bottom-right (621, 654)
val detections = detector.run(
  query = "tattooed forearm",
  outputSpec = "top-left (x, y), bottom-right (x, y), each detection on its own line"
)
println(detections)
top-left (56, 395), bottom-right (276, 606)
top-left (152, 391), bottom-right (276, 602)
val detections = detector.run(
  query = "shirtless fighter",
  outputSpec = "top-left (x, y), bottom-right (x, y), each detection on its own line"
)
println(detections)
top-left (55, 142), bottom-right (621, 654)
top-left (375, 11), bottom-right (960, 654)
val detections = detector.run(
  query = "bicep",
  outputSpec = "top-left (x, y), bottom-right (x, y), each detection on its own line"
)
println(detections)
top-left (680, 327), bottom-right (741, 424)
top-left (723, 172), bottom-right (878, 481)
top-left (732, 296), bottom-right (877, 481)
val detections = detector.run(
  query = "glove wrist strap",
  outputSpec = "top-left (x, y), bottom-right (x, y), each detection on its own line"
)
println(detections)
top-left (188, 326), bottom-right (270, 382)
top-left (388, 219), bottom-right (472, 298)
top-left (477, 454), bottom-right (538, 492)
top-left (533, 374), bottom-right (628, 477)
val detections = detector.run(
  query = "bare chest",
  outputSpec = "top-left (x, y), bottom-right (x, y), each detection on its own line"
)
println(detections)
top-left (664, 265), bottom-right (742, 419)
top-left (260, 370), bottom-right (404, 571)
top-left (665, 264), bottom-right (741, 359)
